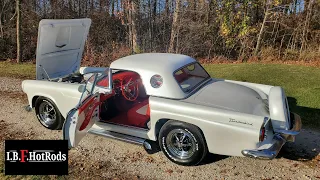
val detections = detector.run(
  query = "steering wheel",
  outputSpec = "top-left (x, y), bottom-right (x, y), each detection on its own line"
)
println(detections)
top-left (120, 76), bottom-right (139, 101)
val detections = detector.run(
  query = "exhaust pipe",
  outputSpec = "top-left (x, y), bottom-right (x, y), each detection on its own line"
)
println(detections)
top-left (143, 140), bottom-right (160, 154)
top-left (25, 105), bottom-right (32, 112)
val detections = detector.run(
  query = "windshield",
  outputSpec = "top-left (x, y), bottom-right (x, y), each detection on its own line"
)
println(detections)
top-left (78, 70), bottom-right (109, 105)
top-left (174, 62), bottom-right (210, 93)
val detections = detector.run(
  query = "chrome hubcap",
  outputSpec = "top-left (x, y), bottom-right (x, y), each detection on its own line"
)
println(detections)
top-left (166, 129), bottom-right (196, 159)
top-left (39, 101), bottom-right (56, 127)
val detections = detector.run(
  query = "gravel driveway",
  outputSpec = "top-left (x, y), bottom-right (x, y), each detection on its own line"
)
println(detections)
top-left (0, 77), bottom-right (319, 179)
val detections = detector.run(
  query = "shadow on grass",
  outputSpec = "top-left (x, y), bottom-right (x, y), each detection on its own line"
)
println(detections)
top-left (287, 97), bottom-right (320, 129)
top-left (277, 97), bottom-right (320, 161)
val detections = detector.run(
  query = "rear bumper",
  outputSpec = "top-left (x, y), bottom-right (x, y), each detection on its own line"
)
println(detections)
top-left (241, 113), bottom-right (302, 159)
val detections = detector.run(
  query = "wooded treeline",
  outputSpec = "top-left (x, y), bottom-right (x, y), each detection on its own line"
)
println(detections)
top-left (0, 0), bottom-right (319, 65)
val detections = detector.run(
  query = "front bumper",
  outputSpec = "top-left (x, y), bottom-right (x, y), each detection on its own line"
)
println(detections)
top-left (241, 113), bottom-right (302, 160)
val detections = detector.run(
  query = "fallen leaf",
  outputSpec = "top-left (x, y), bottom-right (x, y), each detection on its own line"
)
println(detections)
top-left (166, 169), bottom-right (173, 174)
top-left (220, 169), bottom-right (228, 174)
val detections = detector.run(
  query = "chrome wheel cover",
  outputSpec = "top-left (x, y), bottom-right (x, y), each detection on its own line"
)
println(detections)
top-left (38, 100), bottom-right (56, 127)
top-left (166, 129), bottom-right (196, 159)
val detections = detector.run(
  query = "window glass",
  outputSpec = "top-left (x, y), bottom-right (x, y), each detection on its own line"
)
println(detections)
top-left (174, 63), bottom-right (210, 92)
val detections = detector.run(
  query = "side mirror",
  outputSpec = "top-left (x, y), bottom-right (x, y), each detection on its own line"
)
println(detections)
top-left (78, 85), bottom-right (86, 93)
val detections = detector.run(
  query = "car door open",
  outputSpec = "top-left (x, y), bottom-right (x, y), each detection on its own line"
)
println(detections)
top-left (63, 72), bottom-right (110, 148)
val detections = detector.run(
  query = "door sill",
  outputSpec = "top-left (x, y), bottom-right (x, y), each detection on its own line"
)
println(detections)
top-left (88, 128), bottom-right (146, 145)
top-left (98, 120), bottom-right (149, 131)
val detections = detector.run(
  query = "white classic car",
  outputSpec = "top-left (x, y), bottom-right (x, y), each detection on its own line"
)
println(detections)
top-left (22, 19), bottom-right (302, 166)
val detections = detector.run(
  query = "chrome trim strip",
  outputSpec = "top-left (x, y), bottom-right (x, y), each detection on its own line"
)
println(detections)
top-left (88, 129), bottom-right (146, 145)
top-left (263, 117), bottom-right (271, 127)
top-left (108, 68), bottom-right (112, 90)
top-left (98, 121), bottom-right (149, 131)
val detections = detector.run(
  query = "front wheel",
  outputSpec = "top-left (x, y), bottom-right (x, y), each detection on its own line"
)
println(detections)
top-left (159, 120), bottom-right (208, 166)
top-left (35, 97), bottom-right (65, 130)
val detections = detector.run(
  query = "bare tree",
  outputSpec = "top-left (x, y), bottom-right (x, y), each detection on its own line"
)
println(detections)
top-left (128, 0), bottom-right (141, 53)
top-left (168, 0), bottom-right (181, 53)
top-left (254, 2), bottom-right (270, 56)
top-left (0, 0), bottom-right (10, 38)
top-left (300, 0), bottom-right (315, 55)
top-left (16, 0), bottom-right (22, 63)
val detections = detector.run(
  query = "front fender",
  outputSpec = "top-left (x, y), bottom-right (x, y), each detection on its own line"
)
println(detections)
top-left (22, 80), bottom-right (82, 118)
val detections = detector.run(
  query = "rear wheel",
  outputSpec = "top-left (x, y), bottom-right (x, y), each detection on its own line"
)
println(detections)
top-left (159, 120), bottom-right (207, 166)
top-left (35, 97), bottom-right (64, 130)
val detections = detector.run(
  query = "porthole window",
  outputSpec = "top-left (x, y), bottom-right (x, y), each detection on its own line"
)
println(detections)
top-left (150, 75), bottom-right (163, 88)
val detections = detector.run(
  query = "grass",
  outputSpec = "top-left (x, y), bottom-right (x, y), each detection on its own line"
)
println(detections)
top-left (0, 61), bottom-right (319, 129)
top-left (0, 61), bottom-right (35, 79)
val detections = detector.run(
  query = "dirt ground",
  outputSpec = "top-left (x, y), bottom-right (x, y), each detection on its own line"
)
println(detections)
top-left (0, 77), bottom-right (319, 180)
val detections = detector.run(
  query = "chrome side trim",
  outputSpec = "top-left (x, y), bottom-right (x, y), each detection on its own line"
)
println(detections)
top-left (108, 68), bottom-right (112, 90)
top-left (263, 117), bottom-right (271, 127)
top-left (98, 121), bottom-right (149, 131)
top-left (88, 129), bottom-right (146, 145)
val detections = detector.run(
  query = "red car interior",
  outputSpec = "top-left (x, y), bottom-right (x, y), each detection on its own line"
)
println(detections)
top-left (97, 71), bottom-right (150, 129)
top-left (174, 69), bottom-right (189, 83)
top-left (79, 95), bottom-right (100, 131)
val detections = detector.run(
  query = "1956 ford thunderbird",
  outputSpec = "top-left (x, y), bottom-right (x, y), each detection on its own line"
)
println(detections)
top-left (22, 18), bottom-right (302, 166)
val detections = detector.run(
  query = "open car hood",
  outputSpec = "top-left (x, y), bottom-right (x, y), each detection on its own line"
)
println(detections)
top-left (36, 18), bottom-right (91, 80)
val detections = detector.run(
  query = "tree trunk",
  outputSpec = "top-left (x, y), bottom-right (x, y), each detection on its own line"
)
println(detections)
top-left (0, 14), bottom-right (3, 38)
top-left (254, 5), bottom-right (269, 56)
top-left (112, 0), bottom-right (115, 16)
top-left (130, 0), bottom-right (141, 53)
top-left (78, 0), bottom-right (81, 17)
top-left (43, 0), bottom-right (47, 17)
top-left (16, 0), bottom-right (21, 63)
top-left (206, 0), bottom-right (214, 25)
top-left (168, 0), bottom-right (181, 53)
top-left (34, 0), bottom-right (37, 12)
top-left (90, 0), bottom-right (94, 12)
top-left (50, 0), bottom-right (56, 18)
top-left (68, 0), bottom-right (73, 12)
top-left (300, 0), bottom-right (314, 55)
top-left (153, 0), bottom-right (157, 18)
top-left (148, 0), bottom-right (153, 51)
top-left (100, 0), bottom-right (103, 13)
top-left (165, 0), bottom-right (169, 17)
